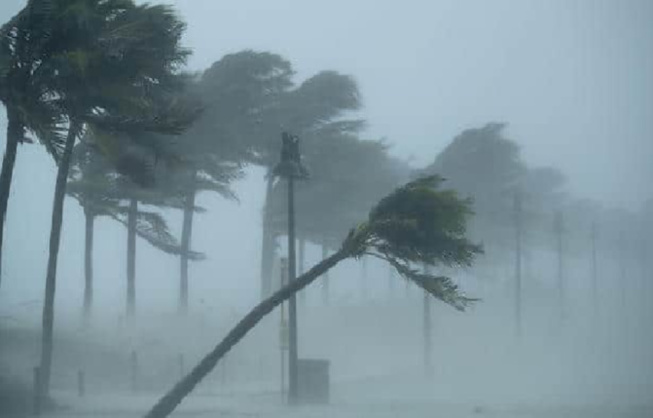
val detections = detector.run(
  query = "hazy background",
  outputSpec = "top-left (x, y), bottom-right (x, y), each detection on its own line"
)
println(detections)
top-left (0, 1), bottom-right (651, 414)
top-left (0, 0), bottom-right (651, 320)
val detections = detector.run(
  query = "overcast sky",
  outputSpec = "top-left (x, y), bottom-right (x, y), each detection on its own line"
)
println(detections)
top-left (0, 1), bottom-right (651, 316)
top-left (1, 0), bottom-right (651, 206)
top-left (164, 0), bottom-right (653, 207)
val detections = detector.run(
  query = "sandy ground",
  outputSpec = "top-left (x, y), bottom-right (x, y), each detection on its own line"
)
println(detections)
top-left (38, 377), bottom-right (653, 418)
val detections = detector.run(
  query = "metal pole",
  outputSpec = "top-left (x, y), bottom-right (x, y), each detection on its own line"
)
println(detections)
top-left (287, 175), bottom-right (298, 404)
top-left (280, 257), bottom-right (288, 401)
top-left (591, 222), bottom-right (598, 319)
top-left (555, 211), bottom-right (564, 323)
top-left (514, 192), bottom-right (523, 338)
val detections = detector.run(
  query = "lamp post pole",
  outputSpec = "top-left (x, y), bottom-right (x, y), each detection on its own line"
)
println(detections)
top-left (274, 132), bottom-right (308, 404)
top-left (287, 172), bottom-right (298, 403)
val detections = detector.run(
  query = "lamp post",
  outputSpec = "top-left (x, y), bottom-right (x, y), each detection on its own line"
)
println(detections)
top-left (273, 132), bottom-right (308, 404)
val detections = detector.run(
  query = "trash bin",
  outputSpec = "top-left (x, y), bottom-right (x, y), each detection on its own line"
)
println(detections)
top-left (297, 358), bottom-right (330, 404)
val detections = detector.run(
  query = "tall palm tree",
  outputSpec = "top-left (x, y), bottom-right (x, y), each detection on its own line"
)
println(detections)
top-left (144, 175), bottom-right (483, 418)
top-left (184, 52), bottom-right (365, 301)
top-left (185, 51), bottom-right (295, 299)
top-left (29, 0), bottom-right (193, 403)
top-left (0, 1), bottom-right (67, 287)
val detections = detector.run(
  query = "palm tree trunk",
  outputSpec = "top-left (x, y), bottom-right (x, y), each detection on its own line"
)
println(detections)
top-left (321, 243), bottom-right (329, 305)
top-left (127, 198), bottom-right (137, 317)
top-left (260, 175), bottom-right (275, 299)
top-left (0, 107), bottom-right (22, 289)
top-left (83, 209), bottom-right (94, 320)
top-left (39, 120), bottom-right (80, 402)
top-left (179, 172), bottom-right (197, 315)
top-left (144, 248), bottom-right (348, 418)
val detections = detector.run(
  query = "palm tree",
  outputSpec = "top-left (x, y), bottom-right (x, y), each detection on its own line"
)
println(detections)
top-left (176, 163), bottom-right (240, 314)
top-left (31, 0), bottom-right (192, 403)
top-left (266, 133), bottom-right (410, 301)
top-left (144, 175), bottom-right (482, 418)
top-left (67, 141), bottom-right (118, 318)
top-left (68, 141), bottom-right (205, 320)
top-left (185, 51), bottom-right (295, 299)
top-left (0, 1), bottom-right (67, 287)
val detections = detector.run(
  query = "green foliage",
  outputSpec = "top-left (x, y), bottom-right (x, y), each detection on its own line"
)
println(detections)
top-left (1, 0), bottom-right (192, 165)
top-left (67, 140), bottom-right (204, 259)
top-left (341, 175), bottom-right (483, 310)
top-left (0, 0), bottom-right (67, 152)
top-left (268, 135), bottom-right (410, 247)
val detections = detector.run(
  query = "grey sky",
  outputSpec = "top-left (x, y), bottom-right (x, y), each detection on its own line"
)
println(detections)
top-left (1, 0), bottom-right (651, 206)
top-left (166, 0), bottom-right (652, 207)
top-left (0, 0), bottom-right (651, 314)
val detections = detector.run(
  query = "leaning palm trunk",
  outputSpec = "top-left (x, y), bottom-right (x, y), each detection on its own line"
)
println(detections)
top-left (83, 209), bottom-right (94, 319)
top-left (127, 198), bottom-right (137, 317)
top-left (144, 175), bottom-right (482, 418)
top-left (39, 120), bottom-right (80, 401)
top-left (144, 249), bottom-right (348, 418)
top-left (259, 175), bottom-right (275, 299)
top-left (179, 174), bottom-right (197, 314)
top-left (0, 108), bottom-right (22, 289)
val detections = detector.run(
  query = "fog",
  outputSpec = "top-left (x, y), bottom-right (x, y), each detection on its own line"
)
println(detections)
top-left (0, 0), bottom-right (652, 417)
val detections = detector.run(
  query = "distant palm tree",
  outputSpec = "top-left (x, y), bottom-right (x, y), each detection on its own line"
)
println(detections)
top-left (68, 140), bottom-right (205, 319)
top-left (144, 175), bottom-right (482, 418)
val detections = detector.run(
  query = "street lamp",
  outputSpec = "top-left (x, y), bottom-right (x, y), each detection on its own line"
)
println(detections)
top-left (273, 132), bottom-right (308, 404)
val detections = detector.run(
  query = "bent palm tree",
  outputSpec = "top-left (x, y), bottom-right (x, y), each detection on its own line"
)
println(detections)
top-left (0, 1), bottom-right (66, 287)
top-left (144, 175), bottom-right (482, 418)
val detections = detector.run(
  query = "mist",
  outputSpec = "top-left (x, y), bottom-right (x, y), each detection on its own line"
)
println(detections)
top-left (0, 1), bottom-right (652, 417)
